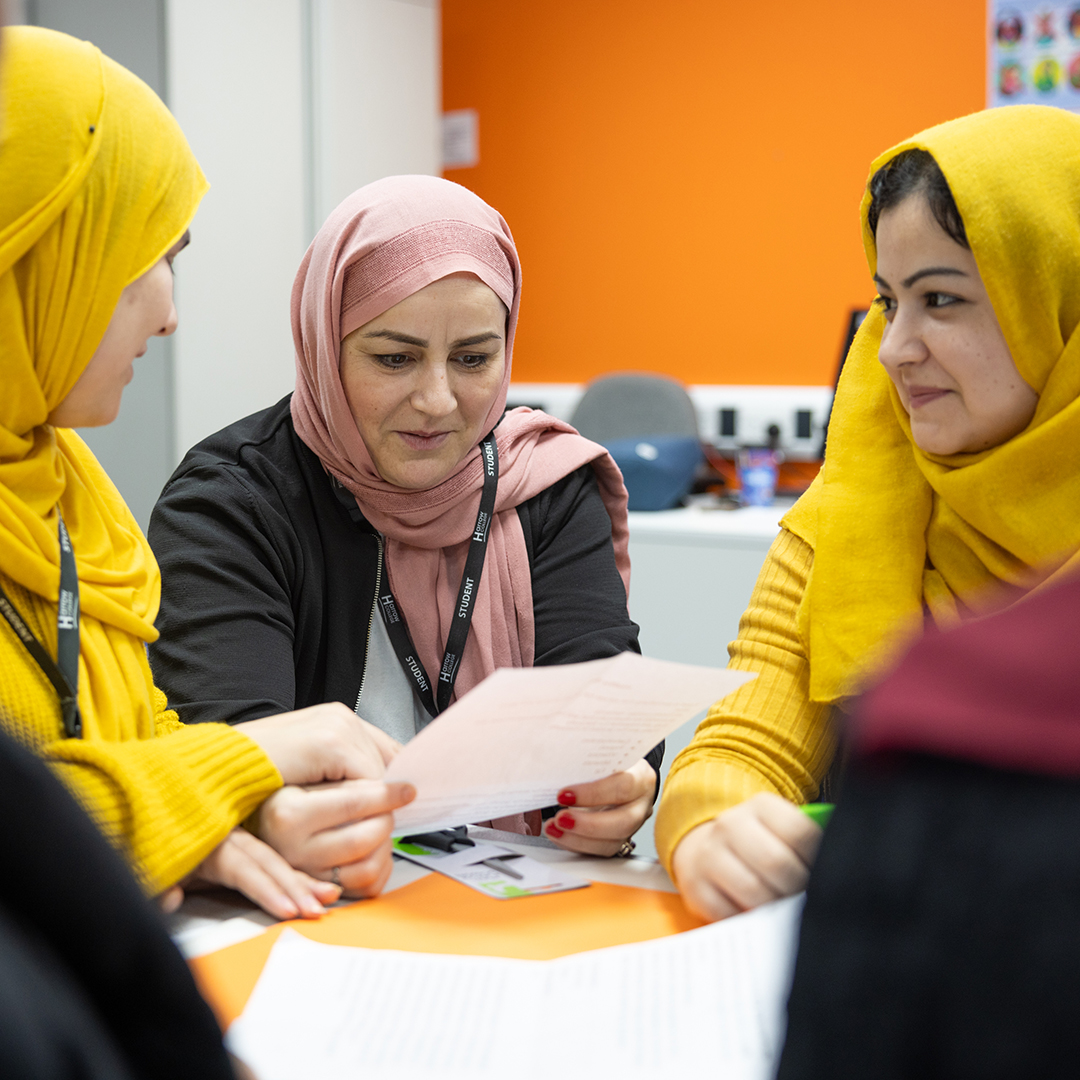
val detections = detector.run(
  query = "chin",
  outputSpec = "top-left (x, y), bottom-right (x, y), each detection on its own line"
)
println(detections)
top-left (912, 431), bottom-right (971, 456)
top-left (87, 401), bottom-right (124, 428)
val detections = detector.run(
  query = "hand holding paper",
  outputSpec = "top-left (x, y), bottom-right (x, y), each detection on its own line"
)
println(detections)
top-left (385, 652), bottom-right (755, 833)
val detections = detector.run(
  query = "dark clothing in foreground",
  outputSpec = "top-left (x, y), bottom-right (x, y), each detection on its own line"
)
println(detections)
top-left (778, 575), bottom-right (1080, 1080)
top-left (148, 397), bottom-right (661, 779)
top-left (0, 729), bottom-right (233, 1080)
top-left (778, 756), bottom-right (1080, 1080)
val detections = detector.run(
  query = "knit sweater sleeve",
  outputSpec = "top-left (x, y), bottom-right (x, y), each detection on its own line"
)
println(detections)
top-left (653, 528), bottom-right (835, 873)
top-left (43, 716), bottom-right (281, 895)
top-left (0, 571), bottom-right (283, 896)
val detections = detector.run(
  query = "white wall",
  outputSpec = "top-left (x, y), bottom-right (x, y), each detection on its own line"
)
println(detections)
top-left (25, 0), bottom-right (175, 530)
top-left (167, 0), bottom-right (440, 458)
top-left (312, 0), bottom-right (440, 228)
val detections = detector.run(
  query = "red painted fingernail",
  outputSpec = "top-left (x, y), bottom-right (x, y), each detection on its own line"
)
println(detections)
top-left (557, 790), bottom-right (576, 806)
top-left (547, 823), bottom-right (564, 839)
top-left (557, 814), bottom-right (575, 830)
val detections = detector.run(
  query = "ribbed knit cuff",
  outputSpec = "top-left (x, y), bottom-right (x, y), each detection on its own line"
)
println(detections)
top-left (50, 724), bottom-right (282, 894)
top-left (165, 724), bottom-right (283, 822)
top-left (654, 758), bottom-right (781, 876)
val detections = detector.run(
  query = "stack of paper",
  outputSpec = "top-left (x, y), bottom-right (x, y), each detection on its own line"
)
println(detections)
top-left (226, 895), bottom-right (802, 1080)
top-left (386, 652), bottom-right (755, 833)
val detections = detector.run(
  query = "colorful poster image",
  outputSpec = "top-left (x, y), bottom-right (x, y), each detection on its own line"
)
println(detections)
top-left (989, 1), bottom-right (1080, 110)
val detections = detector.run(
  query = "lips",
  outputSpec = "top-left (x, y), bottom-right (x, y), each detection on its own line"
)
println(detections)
top-left (396, 430), bottom-right (452, 451)
top-left (906, 385), bottom-right (952, 409)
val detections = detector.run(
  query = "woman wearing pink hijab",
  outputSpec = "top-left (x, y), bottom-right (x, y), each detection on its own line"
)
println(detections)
top-left (149, 176), bottom-right (661, 887)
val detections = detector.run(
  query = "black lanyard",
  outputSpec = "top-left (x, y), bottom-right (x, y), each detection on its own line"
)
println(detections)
top-left (378, 432), bottom-right (499, 718)
top-left (0, 515), bottom-right (82, 738)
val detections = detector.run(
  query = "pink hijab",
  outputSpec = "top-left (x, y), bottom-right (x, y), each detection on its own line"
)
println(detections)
top-left (291, 175), bottom-right (631, 715)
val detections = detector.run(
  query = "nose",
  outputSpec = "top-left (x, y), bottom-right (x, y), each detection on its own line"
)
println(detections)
top-left (877, 302), bottom-right (928, 374)
top-left (156, 299), bottom-right (179, 338)
top-left (411, 360), bottom-right (457, 418)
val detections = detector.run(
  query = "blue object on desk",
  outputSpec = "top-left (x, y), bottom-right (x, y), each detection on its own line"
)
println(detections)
top-left (604, 435), bottom-right (704, 511)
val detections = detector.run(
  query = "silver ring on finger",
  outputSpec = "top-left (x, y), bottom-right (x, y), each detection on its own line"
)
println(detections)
top-left (614, 839), bottom-right (636, 859)
top-left (331, 865), bottom-right (342, 888)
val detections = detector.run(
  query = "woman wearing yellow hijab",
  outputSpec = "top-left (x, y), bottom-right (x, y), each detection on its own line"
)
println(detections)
top-left (0, 26), bottom-right (413, 916)
top-left (656, 104), bottom-right (1080, 921)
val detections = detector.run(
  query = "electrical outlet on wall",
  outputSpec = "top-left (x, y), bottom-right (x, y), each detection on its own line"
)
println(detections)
top-left (507, 382), bottom-right (835, 461)
top-left (690, 385), bottom-right (833, 460)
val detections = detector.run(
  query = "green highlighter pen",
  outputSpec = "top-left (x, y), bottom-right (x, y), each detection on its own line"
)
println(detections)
top-left (801, 802), bottom-right (835, 828)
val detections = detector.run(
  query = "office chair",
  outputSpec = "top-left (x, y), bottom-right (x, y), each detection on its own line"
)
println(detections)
top-left (570, 373), bottom-right (702, 510)
top-left (569, 372), bottom-right (700, 444)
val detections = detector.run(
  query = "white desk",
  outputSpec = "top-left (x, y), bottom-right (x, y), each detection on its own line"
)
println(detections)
top-left (627, 500), bottom-right (789, 858)
top-left (170, 828), bottom-right (675, 961)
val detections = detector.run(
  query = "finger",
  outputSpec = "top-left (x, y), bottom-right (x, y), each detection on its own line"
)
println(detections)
top-left (228, 829), bottom-right (340, 918)
top-left (304, 780), bottom-right (416, 831)
top-left (557, 762), bottom-right (654, 810)
top-left (267, 781), bottom-right (416, 838)
top-left (300, 871), bottom-right (344, 906)
top-left (238, 703), bottom-right (393, 786)
top-left (294, 812), bottom-right (397, 874)
top-left (356, 719), bottom-right (404, 767)
top-left (697, 840), bottom-right (782, 912)
top-left (545, 795), bottom-right (652, 843)
top-left (723, 820), bottom-right (813, 899)
top-left (334, 837), bottom-right (395, 899)
top-left (747, 793), bottom-right (824, 863)
top-left (545, 828), bottom-right (623, 857)
top-left (158, 886), bottom-right (184, 914)
top-left (212, 851), bottom-right (302, 921)
top-left (680, 875), bottom-right (743, 923)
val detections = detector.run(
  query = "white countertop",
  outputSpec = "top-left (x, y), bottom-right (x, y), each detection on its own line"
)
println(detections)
top-left (627, 498), bottom-right (794, 543)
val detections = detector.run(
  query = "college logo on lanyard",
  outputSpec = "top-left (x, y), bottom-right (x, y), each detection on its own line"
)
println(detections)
top-left (0, 515), bottom-right (82, 738)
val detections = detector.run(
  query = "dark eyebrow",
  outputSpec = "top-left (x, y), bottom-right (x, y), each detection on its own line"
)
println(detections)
top-left (362, 330), bottom-right (429, 348)
top-left (361, 330), bottom-right (503, 349)
top-left (451, 332), bottom-right (502, 348)
top-left (873, 266), bottom-right (968, 291)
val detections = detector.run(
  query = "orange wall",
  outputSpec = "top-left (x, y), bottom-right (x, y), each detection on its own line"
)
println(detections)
top-left (442, 0), bottom-right (986, 385)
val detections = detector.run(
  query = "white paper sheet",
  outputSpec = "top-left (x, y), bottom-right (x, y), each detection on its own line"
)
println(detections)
top-left (385, 652), bottom-right (755, 833)
top-left (226, 894), bottom-right (802, 1080)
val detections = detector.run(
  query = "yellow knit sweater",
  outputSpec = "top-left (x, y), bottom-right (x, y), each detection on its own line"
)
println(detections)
top-left (0, 570), bottom-right (282, 894)
top-left (654, 528), bottom-right (834, 872)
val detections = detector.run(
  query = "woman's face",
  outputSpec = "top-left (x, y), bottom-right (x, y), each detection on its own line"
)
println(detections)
top-left (340, 274), bottom-right (507, 490)
top-left (48, 231), bottom-right (190, 428)
top-left (874, 195), bottom-right (1037, 455)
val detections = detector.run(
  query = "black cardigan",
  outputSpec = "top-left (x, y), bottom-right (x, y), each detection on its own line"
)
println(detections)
top-left (148, 397), bottom-right (662, 779)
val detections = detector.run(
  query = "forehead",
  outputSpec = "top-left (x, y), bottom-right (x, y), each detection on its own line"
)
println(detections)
top-left (365, 276), bottom-right (506, 328)
top-left (875, 195), bottom-right (970, 271)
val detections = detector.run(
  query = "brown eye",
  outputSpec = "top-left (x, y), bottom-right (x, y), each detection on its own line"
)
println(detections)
top-left (455, 353), bottom-right (489, 369)
top-left (374, 354), bottom-right (411, 369)
top-left (926, 292), bottom-right (961, 309)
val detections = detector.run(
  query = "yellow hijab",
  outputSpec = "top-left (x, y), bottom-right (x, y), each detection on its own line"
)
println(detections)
top-left (0, 27), bottom-right (207, 643)
top-left (784, 105), bottom-right (1080, 704)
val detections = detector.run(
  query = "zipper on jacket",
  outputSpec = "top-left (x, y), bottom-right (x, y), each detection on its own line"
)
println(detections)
top-left (354, 534), bottom-right (384, 714)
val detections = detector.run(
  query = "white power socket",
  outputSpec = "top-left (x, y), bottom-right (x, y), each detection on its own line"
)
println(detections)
top-left (506, 382), bottom-right (835, 461)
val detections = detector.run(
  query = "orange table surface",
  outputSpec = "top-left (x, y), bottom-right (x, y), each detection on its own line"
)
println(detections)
top-left (190, 873), bottom-right (703, 1029)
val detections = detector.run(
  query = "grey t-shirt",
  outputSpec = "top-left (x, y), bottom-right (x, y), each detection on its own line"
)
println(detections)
top-left (354, 605), bottom-right (430, 745)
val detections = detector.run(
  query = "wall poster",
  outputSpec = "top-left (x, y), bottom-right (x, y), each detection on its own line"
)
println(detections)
top-left (989, 2), bottom-right (1080, 110)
